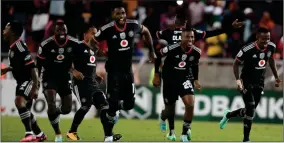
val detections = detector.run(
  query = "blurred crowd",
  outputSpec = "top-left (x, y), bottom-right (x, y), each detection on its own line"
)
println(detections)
top-left (1, 0), bottom-right (283, 60)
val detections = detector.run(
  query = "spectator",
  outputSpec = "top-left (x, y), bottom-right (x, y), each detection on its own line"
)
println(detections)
top-left (275, 36), bottom-right (283, 59)
top-left (188, 0), bottom-right (205, 27)
top-left (160, 3), bottom-right (176, 30)
top-left (259, 11), bottom-right (275, 31)
top-left (143, 6), bottom-right (160, 40)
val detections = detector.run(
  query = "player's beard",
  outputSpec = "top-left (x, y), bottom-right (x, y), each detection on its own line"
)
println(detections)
top-left (114, 18), bottom-right (125, 26)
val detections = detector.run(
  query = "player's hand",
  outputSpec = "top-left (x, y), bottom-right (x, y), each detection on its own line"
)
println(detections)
top-left (236, 79), bottom-right (243, 91)
top-left (30, 83), bottom-right (39, 100)
top-left (194, 80), bottom-right (201, 92)
top-left (72, 69), bottom-right (84, 80)
top-left (232, 19), bottom-right (245, 28)
top-left (275, 78), bottom-right (282, 87)
top-left (149, 51), bottom-right (157, 63)
top-left (95, 74), bottom-right (104, 84)
top-left (1, 67), bottom-right (9, 75)
top-left (152, 73), bottom-right (161, 87)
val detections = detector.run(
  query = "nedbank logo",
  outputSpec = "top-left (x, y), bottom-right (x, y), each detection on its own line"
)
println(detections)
top-left (120, 87), bottom-right (153, 119)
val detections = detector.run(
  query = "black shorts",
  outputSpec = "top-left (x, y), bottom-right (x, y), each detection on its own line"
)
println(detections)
top-left (242, 81), bottom-right (264, 108)
top-left (106, 72), bottom-right (135, 101)
top-left (16, 80), bottom-right (34, 99)
top-left (73, 79), bottom-right (108, 109)
top-left (162, 76), bottom-right (194, 105)
top-left (42, 78), bottom-right (72, 96)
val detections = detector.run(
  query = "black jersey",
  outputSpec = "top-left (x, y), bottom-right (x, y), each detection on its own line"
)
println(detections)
top-left (37, 35), bottom-right (79, 79)
top-left (156, 27), bottom-right (206, 45)
top-left (236, 41), bottom-right (276, 84)
top-left (95, 20), bottom-right (143, 72)
top-left (8, 39), bottom-right (36, 84)
top-left (73, 41), bottom-right (97, 81)
top-left (161, 43), bottom-right (201, 80)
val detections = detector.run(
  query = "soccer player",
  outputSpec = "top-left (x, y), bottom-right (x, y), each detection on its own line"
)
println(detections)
top-left (158, 27), bottom-right (200, 142)
top-left (94, 4), bottom-right (156, 142)
top-left (153, 11), bottom-right (244, 141)
top-left (36, 20), bottom-right (79, 142)
top-left (219, 27), bottom-right (282, 142)
top-left (66, 25), bottom-right (122, 141)
top-left (2, 21), bottom-right (47, 142)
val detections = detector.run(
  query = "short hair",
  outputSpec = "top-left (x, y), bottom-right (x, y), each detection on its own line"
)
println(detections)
top-left (82, 24), bottom-right (94, 34)
top-left (257, 27), bottom-right (269, 34)
top-left (183, 24), bottom-right (194, 32)
top-left (112, 2), bottom-right (125, 11)
top-left (9, 21), bottom-right (23, 37)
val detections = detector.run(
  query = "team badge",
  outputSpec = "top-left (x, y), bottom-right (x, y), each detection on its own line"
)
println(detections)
top-left (259, 53), bottom-right (265, 59)
top-left (128, 31), bottom-right (134, 37)
top-left (189, 56), bottom-right (194, 61)
top-left (178, 61), bottom-right (186, 68)
top-left (120, 32), bottom-right (126, 39)
top-left (90, 56), bottom-right (96, 63)
top-left (120, 40), bottom-right (128, 47)
top-left (59, 48), bottom-right (64, 54)
top-left (90, 50), bottom-right (95, 55)
top-left (10, 51), bottom-right (14, 58)
top-left (57, 54), bottom-right (65, 60)
top-left (95, 30), bottom-right (101, 37)
top-left (258, 60), bottom-right (265, 67)
top-left (267, 51), bottom-right (271, 57)
top-left (38, 47), bottom-right (42, 54)
top-left (182, 54), bottom-right (187, 61)
top-left (67, 47), bottom-right (72, 53)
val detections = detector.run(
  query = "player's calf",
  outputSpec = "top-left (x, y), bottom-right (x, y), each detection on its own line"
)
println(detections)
top-left (120, 97), bottom-right (135, 110)
top-left (15, 96), bottom-right (34, 141)
top-left (181, 94), bottom-right (194, 141)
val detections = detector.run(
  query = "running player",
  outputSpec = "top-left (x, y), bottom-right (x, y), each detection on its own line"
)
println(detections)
top-left (219, 27), bottom-right (281, 142)
top-left (94, 3), bottom-right (156, 141)
top-left (153, 11), bottom-right (244, 141)
top-left (2, 21), bottom-right (47, 142)
top-left (36, 20), bottom-right (79, 142)
top-left (66, 25), bottom-right (122, 141)
top-left (158, 27), bottom-right (200, 142)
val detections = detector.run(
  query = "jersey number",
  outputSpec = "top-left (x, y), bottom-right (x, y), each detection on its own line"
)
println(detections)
top-left (183, 80), bottom-right (193, 89)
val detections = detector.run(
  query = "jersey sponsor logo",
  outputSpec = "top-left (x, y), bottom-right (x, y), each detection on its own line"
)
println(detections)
top-left (120, 40), bottom-right (128, 47)
top-left (189, 56), bottom-right (194, 61)
top-left (128, 31), bottom-right (134, 37)
top-left (178, 61), bottom-right (186, 68)
top-left (95, 30), bottom-right (101, 37)
top-left (267, 51), bottom-right (271, 57)
top-left (120, 32), bottom-right (126, 39)
top-left (56, 55), bottom-right (65, 60)
top-left (260, 53), bottom-right (265, 59)
top-left (58, 48), bottom-right (64, 54)
top-left (258, 60), bottom-right (266, 67)
top-left (90, 56), bottom-right (96, 63)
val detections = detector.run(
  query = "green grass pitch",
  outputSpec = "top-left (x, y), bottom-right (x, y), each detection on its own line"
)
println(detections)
top-left (1, 116), bottom-right (282, 142)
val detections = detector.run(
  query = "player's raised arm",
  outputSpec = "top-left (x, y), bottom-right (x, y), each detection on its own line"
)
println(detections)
top-left (141, 25), bottom-right (156, 62)
top-left (194, 19), bottom-right (245, 40)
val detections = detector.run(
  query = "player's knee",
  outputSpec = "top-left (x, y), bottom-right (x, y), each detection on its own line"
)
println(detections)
top-left (80, 105), bottom-right (91, 112)
top-left (184, 103), bottom-right (194, 111)
top-left (47, 102), bottom-right (57, 114)
top-left (122, 97), bottom-right (135, 110)
top-left (61, 106), bottom-right (72, 114)
top-left (245, 102), bottom-right (256, 118)
top-left (14, 96), bottom-right (26, 108)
